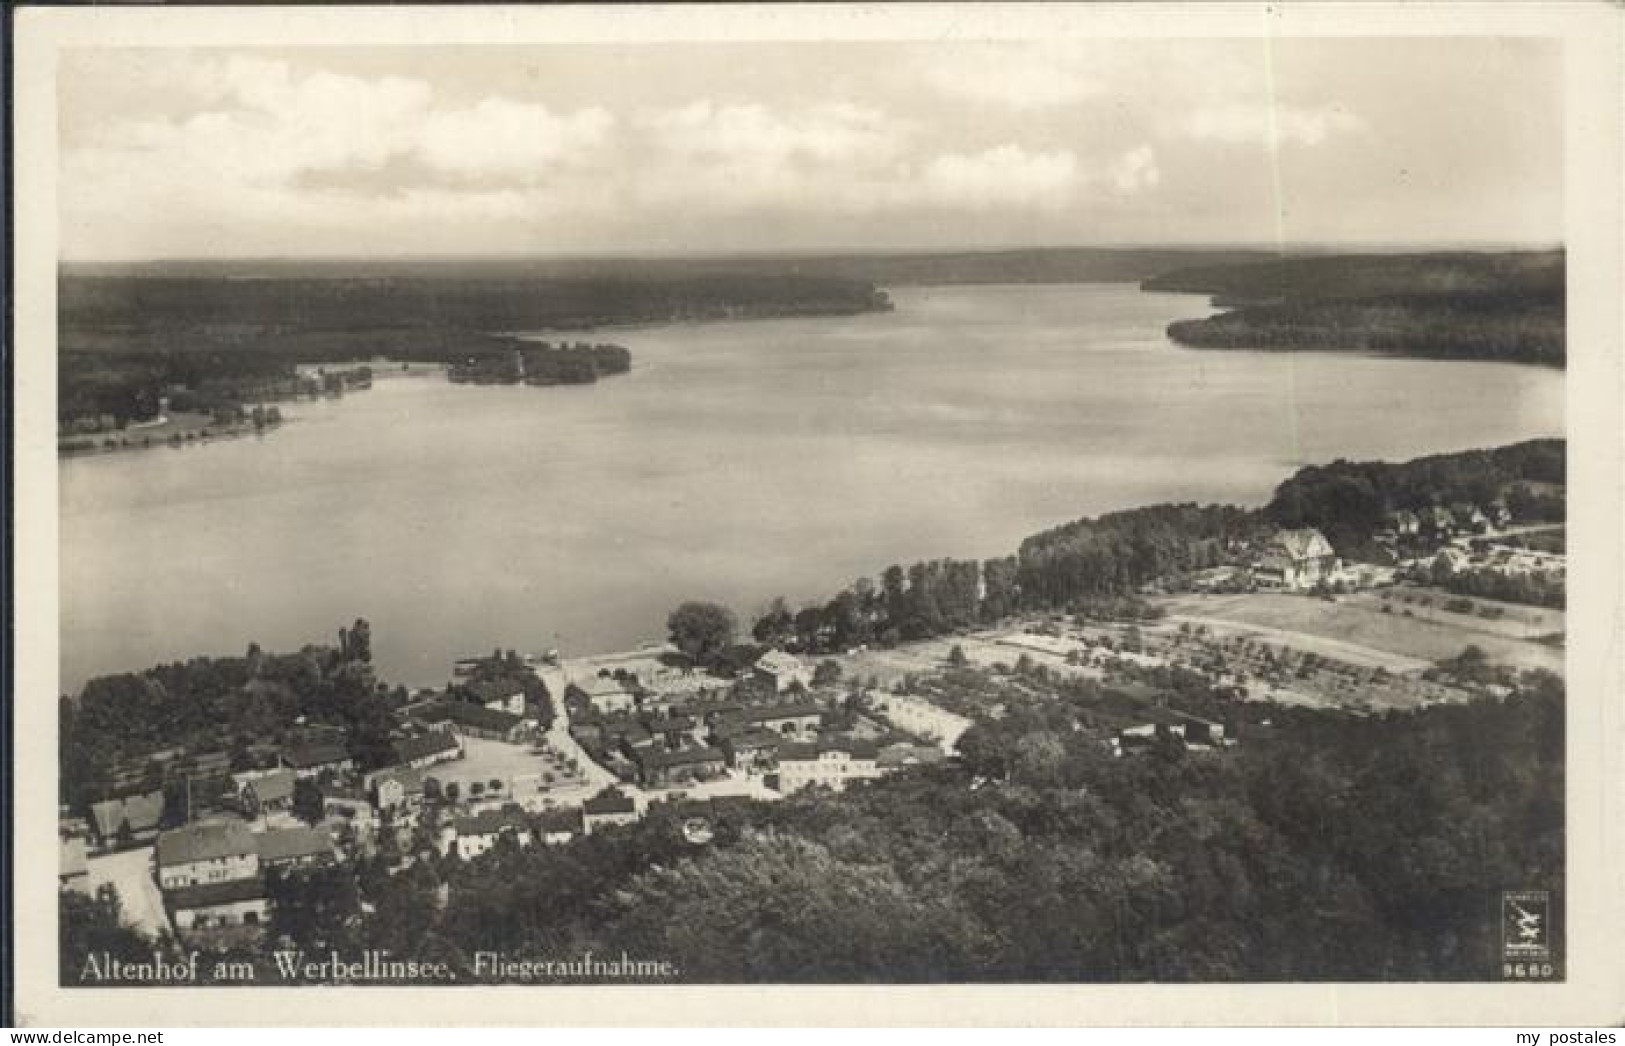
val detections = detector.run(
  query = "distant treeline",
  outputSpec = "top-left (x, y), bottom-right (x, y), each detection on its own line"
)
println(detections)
top-left (447, 342), bottom-right (633, 385)
top-left (1146, 250), bottom-right (1565, 366)
top-left (758, 440), bottom-right (1563, 653)
top-left (57, 266), bottom-right (892, 423)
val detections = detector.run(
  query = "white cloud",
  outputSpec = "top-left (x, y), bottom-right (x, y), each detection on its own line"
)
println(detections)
top-left (920, 145), bottom-right (1081, 210)
top-left (1182, 102), bottom-right (1365, 148)
top-left (1106, 145), bottom-right (1161, 194)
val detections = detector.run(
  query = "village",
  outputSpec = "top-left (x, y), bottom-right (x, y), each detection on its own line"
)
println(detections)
top-left (57, 495), bottom-right (1564, 953)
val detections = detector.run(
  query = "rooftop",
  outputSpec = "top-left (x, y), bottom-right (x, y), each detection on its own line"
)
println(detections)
top-left (255, 826), bottom-right (335, 864)
top-left (281, 742), bottom-right (350, 769)
top-left (166, 876), bottom-right (266, 910)
top-left (583, 791), bottom-right (637, 816)
top-left (89, 791), bottom-right (165, 839)
top-left (156, 820), bottom-right (259, 868)
top-left (394, 730), bottom-right (461, 764)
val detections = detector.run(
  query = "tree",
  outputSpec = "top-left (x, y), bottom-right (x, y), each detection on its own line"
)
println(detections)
top-left (947, 644), bottom-right (968, 668)
top-left (292, 779), bottom-right (325, 825)
top-left (667, 602), bottom-right (736, 667)
top-left (813, 659), bottom-right (842, 687)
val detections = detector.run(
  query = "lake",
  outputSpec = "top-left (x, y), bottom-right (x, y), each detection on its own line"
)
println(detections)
top-left (58, 283), bottom-right (1565, 693)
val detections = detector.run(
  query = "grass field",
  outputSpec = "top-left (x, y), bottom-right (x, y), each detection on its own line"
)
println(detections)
top-left (1159, 592), bottom-right (1563, 675)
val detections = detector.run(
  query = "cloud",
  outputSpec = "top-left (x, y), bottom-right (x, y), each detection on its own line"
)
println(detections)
top-left (1106, 146), bottom-right (1161, 194)
top-left (1182, 102), bottom-right (1365, 147)
top-left (920, 145), bottom-right (1081, 210)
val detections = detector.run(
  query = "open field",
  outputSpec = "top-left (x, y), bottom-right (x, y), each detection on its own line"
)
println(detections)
top-left (1159, 592), bottom-right (1563, 675)
top-left (1352, 586), bottom-right (1564, 641)
top-left (834, 634), bottom-right (994, 688)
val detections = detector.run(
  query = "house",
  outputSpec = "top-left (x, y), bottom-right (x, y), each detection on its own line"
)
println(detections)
top-left (414, 701), bottom-right (526, 742)
top-left (1116, 708), bottom-right (1228, 754)
top-left (321, 785), bottom-right (377, 831)
top-left (449, 807), bottom-right (533, 860)
top-left (1433, 546), bottom-right (1473, 577)
top-left (572, 675), bottom-right (638, 716)
top-left (89, 790), bottom-right (166, 849)
top-left (279, 742), bottom-right (355, 780)
top-left (392, 729), bottom-right (463, 770)
top-left (717, 726), bottom-right (785, 773)
top-left (255, 825), bottom-right (337, 872)
top-left (538, 809), bottom-right (585, 846)
top-left (234, 768), bottom-right (297, 817)
top-left (167, 878), bottom-right (269, 936)
top-left (59, 837), bottom-right (90, 893)
top-left (1420, 505), bottom-right (1457, 537)
top-left (635, 745), bottom-right (728, 788)
top-left (155, 820), bottom-right (260, 890)
top-left (777, 738), bottom-right (881, 793)
top-left (754, 650), bottom-right (813, 693)
top-left (1253, 528), bottom-right (1340, 590)
top-left (1384, 509), bottom-right (1421, 537)
top-left (1450, 503), bottom-right (1490, 535)
top-left (582, 790), bottom-right (639, 833)
top-left (714, 702), bottom-right (824, 741)
top-left (876, 743), bottom-right (947, 772)
top-left (368, 766), bottom-right (426, 814)
top-left (465, 677), bottom-right (528, 718)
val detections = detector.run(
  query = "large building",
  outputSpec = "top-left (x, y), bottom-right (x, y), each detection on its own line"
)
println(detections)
top-left (1253, 528), bottom-right (1339, 590)
top-left (777, 739), bottom-right (881, 793)
top-left (155, 820), bottom-right (260, 890)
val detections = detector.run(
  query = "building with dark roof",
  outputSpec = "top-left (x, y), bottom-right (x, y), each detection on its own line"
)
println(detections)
top-left (279, 742), bottom-right (355, 779)
top-left (255, 825), bottom-right (337, 871)
top-left (582, 790), bottom-right (639, 833)
top-left (234, 768), bottom-right (297, 815)
top-left (156, 820), bottom-right (260, 890)
top-left (450, 806), bottom-right (533, 859)
top-left (167, 876), bottom-right (269, 935)
top-left (464, 677), bottom-right (528, 717)
top-left (537, 809), bottom-right (585, 845)
top-left (393, 729), bottom-right (463, 769)
top-left (777, 738), bottom-right (880, 793)
top-left (89, 790), bottom-right (165, 849)
top-left (634, 744), bottom-right (728, 788)
top-left (414, 701), bottom-right (525, 742)
top-left (717, 726), bottom-right (786, 772)
top-left (713, 701), bottom-right (824, 741)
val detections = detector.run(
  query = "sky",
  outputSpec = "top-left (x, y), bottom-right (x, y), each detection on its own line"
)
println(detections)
top-left (57, 38), bottom-right (1562, 260)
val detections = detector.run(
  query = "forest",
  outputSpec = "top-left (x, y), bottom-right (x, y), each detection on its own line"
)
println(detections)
top-left (750, 440), bottom-right (1563, 652)
top-left (1263, 439), bottom-right (1565, 556)
top-left (57, 263), bottom-right (889, 424)
top-left (65, 665), bottom-right (1565, 984)
top-left (1146, 250), bottom-right (1565, 366)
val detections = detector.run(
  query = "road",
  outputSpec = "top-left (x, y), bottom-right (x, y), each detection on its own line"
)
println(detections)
top-left (85, 845), bottom-right (171, 939)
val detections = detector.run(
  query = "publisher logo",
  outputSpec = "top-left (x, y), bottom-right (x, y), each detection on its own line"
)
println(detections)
top-left (1502, 890), bottom-right (1551, 962)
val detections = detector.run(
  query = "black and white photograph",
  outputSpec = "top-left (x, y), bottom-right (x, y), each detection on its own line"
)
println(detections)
top-left (9, 1), bottom-right (1624, 1028)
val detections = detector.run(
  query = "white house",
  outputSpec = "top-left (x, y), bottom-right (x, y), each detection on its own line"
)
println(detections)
top-left (573, 675), bottom-right (637, 716)
top-left (1253, 528), bottom-right (1340, 590)
top-left (777, 739), bottom-right (881, 793)
top-left (155, 820), bottom-right (261, 891)
top-left (449, 808), bottom-right (533, 860)
top-left (753, 650), bottom-right (813, 693)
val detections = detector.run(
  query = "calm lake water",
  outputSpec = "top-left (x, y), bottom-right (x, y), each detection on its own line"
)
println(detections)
top-left (59, 284), bottom-right (1564, 692)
